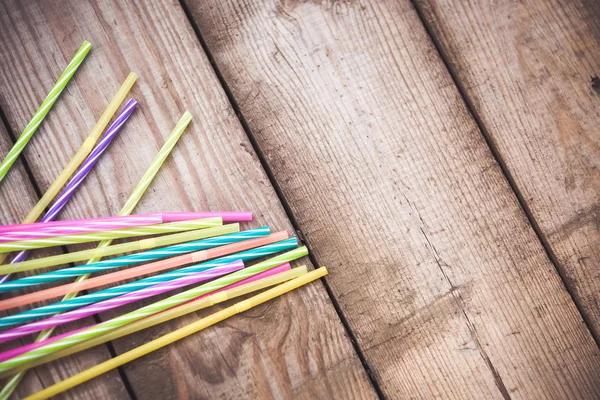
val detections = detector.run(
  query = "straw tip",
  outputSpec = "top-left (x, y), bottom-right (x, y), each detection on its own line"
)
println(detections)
top-left (238, 211), bottom-right (253, 221)
top-left (182, 111), bottom-right (193, 122)
top-left (81, 40), bottom-right (93, 49)
top-left (296, 245), bottom-right (309, 256)
top-left (127, 72), bottom-right (139, 82)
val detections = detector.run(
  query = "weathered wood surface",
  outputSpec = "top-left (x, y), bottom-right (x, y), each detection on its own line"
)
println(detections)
top-left (0, 33), bottom-right (131, 400)
top-left (0, 0), bottom-right (375, 399)
top-left (414, 0), bottom-right (600, 339)
top-left (187, 0), bottom-right (600, 398)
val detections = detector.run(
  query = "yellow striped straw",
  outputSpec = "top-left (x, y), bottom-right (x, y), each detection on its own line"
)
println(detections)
top-left (24, 267), bottom-right (327, 400)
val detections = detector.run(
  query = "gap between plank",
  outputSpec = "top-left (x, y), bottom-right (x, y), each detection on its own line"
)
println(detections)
top-left (178, 1), bottom-right (387, 398)
top-left (410, 0), bottom-right (600, 351)
top-left (0, 106), bottom-right (137, 400)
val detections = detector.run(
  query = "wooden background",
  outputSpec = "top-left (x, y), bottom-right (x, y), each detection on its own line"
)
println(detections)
top-left (0, 0), bottom-right (599, 398)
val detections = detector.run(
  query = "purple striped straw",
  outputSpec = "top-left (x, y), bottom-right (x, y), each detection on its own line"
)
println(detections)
top-left (0, 260), bottom-right (243, 344)
top-left (0, 99), bottom-right (137, 284)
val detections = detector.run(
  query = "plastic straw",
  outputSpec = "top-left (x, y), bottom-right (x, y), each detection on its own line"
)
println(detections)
top-left (0, 41), bottom-right (92, 183)
top-left (0, 215), bottom-right (162, 236)
top-left (0, 110), bottom-right (189, 400)
top-left (0, 264), bottom-right (301, 367)
top-left (0, 73), bottom-right (137, 268)
top-left (0, 224), bottom-right (240, 276)
top-left (0, 98), bottom-right (138, 285)
top-left (0, 261), bottom-right (244, 344)
top-left (0, 231), bottom-right (287, 308)
top-left (0, 212), bottom-right (252, 237)
top-left (0, 247), bottom-right (309, 373)
top-left (0, 228), bottom-right (270, 294)
top-left (0, 216), bottom-right (164, 240)
top-left (0, 217), bottom-right (222, 253)
top-left (0, 238), bottom-right (298, 329)
top-left (23, 267), bottom-right (327, 400)
top-left (0, 326), bottom-right (90, 365)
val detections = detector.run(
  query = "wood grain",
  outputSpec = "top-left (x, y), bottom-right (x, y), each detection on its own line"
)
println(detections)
top-left (186, 0), bottom-right (600, 398)
top-left (0, 122), bottom-right (129, 398)
top-left (0, 0), bottom-right (376, 398)
top-left (414, 0), bottom-right (600, 340)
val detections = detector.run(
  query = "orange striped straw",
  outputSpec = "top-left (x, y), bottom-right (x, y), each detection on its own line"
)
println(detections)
top-left (0, 232), bottom-right (288, 311)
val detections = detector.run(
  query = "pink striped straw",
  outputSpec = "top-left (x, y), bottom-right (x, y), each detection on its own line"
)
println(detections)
top-left (0, 214), bottom-right (160, 234)
top-left (0, 263), bottom-right (291, 362)
top-left (0, 326), bottom-right (90, 363)
top-left (0, 211), bottom-right (252, 242)
top-left (0, 215), bottom-right (162, 242)
top-left (0, 261), bottom-right (244, 344)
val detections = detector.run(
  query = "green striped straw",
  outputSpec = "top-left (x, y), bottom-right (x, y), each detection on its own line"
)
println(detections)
top-left (0, 218), bottom-right (222, 253)
top-left (0, 112), bottom-right (192, 400)
top-left (0, 41), bottom-right (92, 183)
top-left (0, 247), bottom-right (308, 374)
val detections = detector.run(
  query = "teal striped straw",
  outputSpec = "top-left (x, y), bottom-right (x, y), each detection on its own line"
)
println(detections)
top-left (0, 238), bottom-right (298, 329)
top-left (0, 41), bottom-right (92, 183)
top-left (0, 246), bottom-right (309, 374)
top-left (0, 227), bottom-right (270, 293)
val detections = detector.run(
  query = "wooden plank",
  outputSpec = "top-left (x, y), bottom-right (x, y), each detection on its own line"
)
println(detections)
top-left (0, 126), bottom-right (129, 398)
top-left (0, 0), bottom-right (376, 398)
top-left (413, 0), bottom-right (600, 340)
top-left (186, 0), bottom-right (600, 398)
